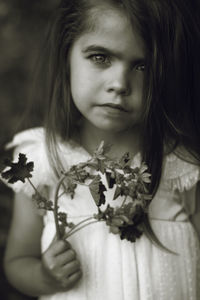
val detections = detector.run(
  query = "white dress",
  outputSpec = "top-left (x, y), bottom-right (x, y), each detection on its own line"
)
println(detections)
top-left (3, 128), bottom-right (200, 300)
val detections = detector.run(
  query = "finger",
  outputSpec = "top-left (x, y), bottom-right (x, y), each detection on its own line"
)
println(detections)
top-left (51, 239), bottom-right (71, 256)
top-left (51, 234), bottom-right (71, 249)
top-left (60, 270), bottom-right (82, 289)
top-left (55, 249), bottom-right (76, 266)
top-left (51, 234), bottom-right (59, 244)
top-left (63, 260), bottom-right (81, 277)
top-left (68, 270), bottom-right (82, 283)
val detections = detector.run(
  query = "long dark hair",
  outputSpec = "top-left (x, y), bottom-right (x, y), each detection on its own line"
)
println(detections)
top-left (42, 0), bottom-right (200, 193)
top-left (135, 0), bottom-right (200, 194)
top-left (35, 0), bottom-right (200, 248)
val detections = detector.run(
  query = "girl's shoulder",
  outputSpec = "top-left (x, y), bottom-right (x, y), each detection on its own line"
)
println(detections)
top-left (2, 127), bottom-right (53, 195)
top-left (2, 127), bottom-right (91, 196)
top-left (5, 127), bottom-right (47, 164)
top-left (162, 148), bottom-right (200, 192)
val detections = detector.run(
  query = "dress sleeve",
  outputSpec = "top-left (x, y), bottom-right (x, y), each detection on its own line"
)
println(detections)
top-left (163, 151), bottom-right (200, 219)
top-left (163, 152), bottom-right (200, 192)
top-left (177, 182), bottom-right (200, 238)
top-left (1, 127), bottom-right (55, 196)
top-left (190, 181), bottom-right (200, 237)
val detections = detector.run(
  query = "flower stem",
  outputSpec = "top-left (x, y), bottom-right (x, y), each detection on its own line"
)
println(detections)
top-left (54, 174), bottom-right (67, 239)
top-left (58, 191), bottom-right (65, 199)
top-left (121, 195), bottom-right (127, 207)
top-left (65, 216), bottom-right (95, 236)
top-left (64, 220), bottom-right (102, 239)
top-left (27, 178), bottom-right (41, 196)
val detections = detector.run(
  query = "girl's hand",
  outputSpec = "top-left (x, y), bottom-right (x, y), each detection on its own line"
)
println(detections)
top-left (41, 238), bottom-right (82, 291)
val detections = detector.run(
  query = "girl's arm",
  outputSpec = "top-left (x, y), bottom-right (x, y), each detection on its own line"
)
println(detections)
top-left (4, 191), bottom-right (82, 297)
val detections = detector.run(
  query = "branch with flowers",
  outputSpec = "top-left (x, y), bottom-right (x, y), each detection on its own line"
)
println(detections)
top-left (1, 142), bottom-right (152, 243)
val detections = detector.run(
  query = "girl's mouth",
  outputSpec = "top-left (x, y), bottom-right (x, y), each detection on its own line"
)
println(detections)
top-left (98, 103), bottom-right (129, 112)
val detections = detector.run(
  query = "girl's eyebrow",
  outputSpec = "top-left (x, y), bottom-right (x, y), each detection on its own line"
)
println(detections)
top-left (82, 45), bottom-right (115, 56)
top-left (82, 45), bottom-right (146, 62)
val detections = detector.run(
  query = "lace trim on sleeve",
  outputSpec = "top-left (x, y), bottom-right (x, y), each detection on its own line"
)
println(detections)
top-left (163, 152), bottom-right (200, 192)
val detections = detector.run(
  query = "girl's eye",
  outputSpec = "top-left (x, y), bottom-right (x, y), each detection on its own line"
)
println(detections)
top-left (89, 54), bottom-right (111, 66)
top-left (135, 64), bottom-right (146, 71)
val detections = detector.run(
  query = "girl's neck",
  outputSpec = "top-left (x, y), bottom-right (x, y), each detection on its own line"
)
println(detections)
top-left (79, 122), bottom-right (142, 159)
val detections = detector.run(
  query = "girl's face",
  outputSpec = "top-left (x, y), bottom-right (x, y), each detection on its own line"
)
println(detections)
top-left (70, 6), bottom-right (146, 133)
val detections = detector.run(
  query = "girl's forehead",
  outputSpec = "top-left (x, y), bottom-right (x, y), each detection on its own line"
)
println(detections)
top-left (77, 7), bottom-right (146, 59)
top-left (88, 5), bottom-right (130, 34)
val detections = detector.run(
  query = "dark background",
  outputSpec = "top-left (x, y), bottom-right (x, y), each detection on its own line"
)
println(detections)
top-left (0, 1), bottom-right (58, 299)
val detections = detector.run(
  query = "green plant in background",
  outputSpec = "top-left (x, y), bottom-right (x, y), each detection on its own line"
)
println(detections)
top-left (1, 142), bottom-right (152, 243)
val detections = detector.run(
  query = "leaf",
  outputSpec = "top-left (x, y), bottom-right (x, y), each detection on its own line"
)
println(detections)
top-left (119, 152), bottom-right (130, 166)
top-left (94, 140), bottom-right (112, 157)
top-left (123, 165), bottom-right (132, 174)
top-left (98, 160), bottom-right (106, 174)
top-left (143, 194), bottom-right (152, 201)
top-left (89, 175), bottom-right (107, 206)
top-left (139, 163), bottom-right (148, 174)
top-left (94, 141), bottom-right (105, 156)
top-left (87, 159), bottom-right (99, 169)
top-left (113, 185), bottom-right (123, 200)
top-left (1, 153), bottom-right (34, 183)
top-left (115, 172), bottom-right (124, 185)
top-left (105, 171), bottom-right (116, 188)
top-left (140, 173), bottom-right (151, 183)
top-left (65, 179), bottom-right (77, 199)
top-left (102, 143), bottom-right (113, 155)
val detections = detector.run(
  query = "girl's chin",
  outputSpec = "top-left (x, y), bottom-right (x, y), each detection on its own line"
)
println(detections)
top-left (92, 123), bottom-right (136, 134)
top-left (95, 119), bottom-right (138, 130)
top-left (81, 117), bottom-right (140, 134)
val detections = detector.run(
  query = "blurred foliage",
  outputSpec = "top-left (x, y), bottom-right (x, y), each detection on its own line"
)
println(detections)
top-left (0, 0), bottom-right (59, 147)
top-left (0, 1), bottom-right (59, 299)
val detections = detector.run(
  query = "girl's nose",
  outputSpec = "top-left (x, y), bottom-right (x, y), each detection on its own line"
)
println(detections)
top-left (105, 68), bottom-right (131, 96)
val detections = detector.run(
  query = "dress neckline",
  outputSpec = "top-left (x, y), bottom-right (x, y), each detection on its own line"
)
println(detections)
top-left (61, 138), bottom-right (142, 168)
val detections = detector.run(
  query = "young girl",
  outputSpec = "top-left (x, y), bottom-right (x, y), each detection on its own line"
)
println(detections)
top-left (2, 0), bottom-right (200, 299)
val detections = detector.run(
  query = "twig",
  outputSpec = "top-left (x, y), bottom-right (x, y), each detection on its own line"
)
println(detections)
top-left (121, 195), bottom-right (128, 207)
top-left (54, 174), bottom-right (67, 239)
top-left (27, 178), bottom-right (41, 196)
top-left (65, 216), bottom-right (95, 236)
top-left (64, 220), bottom-right (103, 239)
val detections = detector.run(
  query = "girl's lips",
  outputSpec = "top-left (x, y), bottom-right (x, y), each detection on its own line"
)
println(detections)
top-left (98, 103), bottom-right (129, 112)
top-left (95, 104), bottom-right (131, 118)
